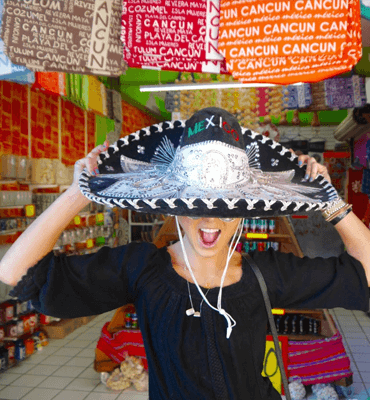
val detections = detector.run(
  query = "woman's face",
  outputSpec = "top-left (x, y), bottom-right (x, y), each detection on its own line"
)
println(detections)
top-left (177, 216), bottom-right (242, 258)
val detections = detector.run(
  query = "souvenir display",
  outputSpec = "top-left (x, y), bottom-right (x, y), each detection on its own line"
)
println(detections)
top-left (165, 91), bottom-right (181, 113)
top-left (288, 332), bottom-right (352, 385)
top-left (97, 320), bottom-right (148, 370)
top-left (304, 82), bottom-right (330, 112)
top-left (0, 298), bottom-right (47, 371)
top-left (325, 76), bottom-right (367, 110)
top-left (177, 74), bottom-right (261, 127)
top-left (282, 84), bottom-right (312, 110)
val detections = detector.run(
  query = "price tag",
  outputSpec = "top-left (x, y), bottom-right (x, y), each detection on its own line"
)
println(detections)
top-left (86, 239), bottom-right (94, 249)
top-left (24, 205), bottom-right (35, 218)
top-left (246, 233), bottom-right (269, 239)
top-left (74, 216), bottom-right (81, 226)
top-left (96, 213), bottom-right (104, 225)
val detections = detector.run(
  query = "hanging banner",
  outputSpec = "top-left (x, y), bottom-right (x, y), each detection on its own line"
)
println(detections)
top-left (127, 54), bottom-right (229, 74)
top-left (122, 0), bottom-right (223, 61)
top-left (121, 0), bottom-right (228, 73)
top-left (218, 0), bottom-right (362, 84)
top-left (1, 0), bottom-right (127, 77)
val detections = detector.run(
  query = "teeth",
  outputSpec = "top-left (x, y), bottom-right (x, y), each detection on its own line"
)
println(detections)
top-left (200, 229), bottom-right (220, 233)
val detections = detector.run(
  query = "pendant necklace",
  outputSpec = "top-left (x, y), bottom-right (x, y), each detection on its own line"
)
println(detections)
top-left (185, 266), bottom-right (215, 317)
top-left (186, 280), bottom-right (211, 317)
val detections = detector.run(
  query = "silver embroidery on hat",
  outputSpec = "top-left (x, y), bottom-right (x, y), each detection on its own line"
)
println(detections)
top-left (95, 134), bottom-right (324, 204)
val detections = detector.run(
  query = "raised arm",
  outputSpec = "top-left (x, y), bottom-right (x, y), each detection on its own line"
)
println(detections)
top-left (0, 142), bottom-right (108, 287)
top-left (300, 154), bottom-right (370, 286)
top-left (334, 212), bottom-right (370, 286)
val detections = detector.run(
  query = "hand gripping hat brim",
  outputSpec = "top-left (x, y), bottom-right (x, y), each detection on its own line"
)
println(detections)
top-left (79, 107), bottom-right (339, 218)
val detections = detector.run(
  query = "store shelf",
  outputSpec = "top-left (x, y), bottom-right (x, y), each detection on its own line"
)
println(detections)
top-left (130, 221), bottom-right (164, 226)
top-left (29, 184), bottom-right (70, 191)
top-left (0, 182), bottom-right (70, 191)
top-left (242, 233), bottom-right (291, 240)
top-left (0, 228), bottom-right (26, 235)
top-left (268, 333), bottom-right (325, 341)
top-left (128, 210), bottom-right (165, 243)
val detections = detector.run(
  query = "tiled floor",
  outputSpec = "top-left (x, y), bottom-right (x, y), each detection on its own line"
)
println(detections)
top-left (0, 310), bottom-right (148, 400)
top-left (328, 308), bottom-right (370, 400)
top-left (0, 309), bottom-right (370, 400)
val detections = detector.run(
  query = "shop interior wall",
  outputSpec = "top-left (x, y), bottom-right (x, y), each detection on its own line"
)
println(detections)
top-left (0, 81), bottom-right (161, 299)
top-left (0, 81), bottom-right (161, 165)
top-left (121, 98), bottom-right (161, 137)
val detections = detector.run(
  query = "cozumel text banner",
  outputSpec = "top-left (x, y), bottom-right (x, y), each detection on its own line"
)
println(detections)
top-left (121, 0), bottom-right (228, 73)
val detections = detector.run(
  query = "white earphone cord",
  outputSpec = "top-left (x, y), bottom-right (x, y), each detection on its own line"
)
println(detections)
top-left (175, 217), bottom-right (245, 339)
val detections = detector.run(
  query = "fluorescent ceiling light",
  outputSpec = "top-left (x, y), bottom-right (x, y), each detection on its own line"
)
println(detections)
top-left (140, 81), bottom-right (303, 92)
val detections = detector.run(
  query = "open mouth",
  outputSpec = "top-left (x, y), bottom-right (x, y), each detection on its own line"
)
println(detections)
top-left (199, 228), bottom-right (221, 248)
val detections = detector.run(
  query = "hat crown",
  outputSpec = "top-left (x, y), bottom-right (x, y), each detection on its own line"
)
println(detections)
top-left (182, 107), bottom-right (245, 149)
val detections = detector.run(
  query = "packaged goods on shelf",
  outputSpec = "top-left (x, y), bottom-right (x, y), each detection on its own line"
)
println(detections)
top-left (31, 159), bottom-right (55, 185)
top-left (243, 218), bottom-right (276, 234)
top-left (0, 299), bottom-right (50, 372)
top-left (0, 191), bottom-right (33, 207)
top-left (53, 160), bottom-right (73, 186)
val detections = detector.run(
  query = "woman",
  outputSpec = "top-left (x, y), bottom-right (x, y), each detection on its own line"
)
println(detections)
top-left (0, 108), bottom-right (369, 399)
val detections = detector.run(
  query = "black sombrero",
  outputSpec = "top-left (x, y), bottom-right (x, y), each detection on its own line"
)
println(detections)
top-left (79, 107), bottom-right (339, 218)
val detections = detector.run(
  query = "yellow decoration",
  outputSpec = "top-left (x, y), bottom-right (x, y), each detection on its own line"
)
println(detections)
top-left (262, 340), bottom-right (282, 394)
top-left (96, 213), bottom-right (104, 225)
top-left (24, 204), bottom-right (35, 218)
top-left (272, 309), bottom-right (286, 315)
top-left (245, 233), bottom-right (269, 239)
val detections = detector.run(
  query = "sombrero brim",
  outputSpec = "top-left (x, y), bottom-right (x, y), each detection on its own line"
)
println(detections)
top-left (78, 119), bottom-right (339, 218)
